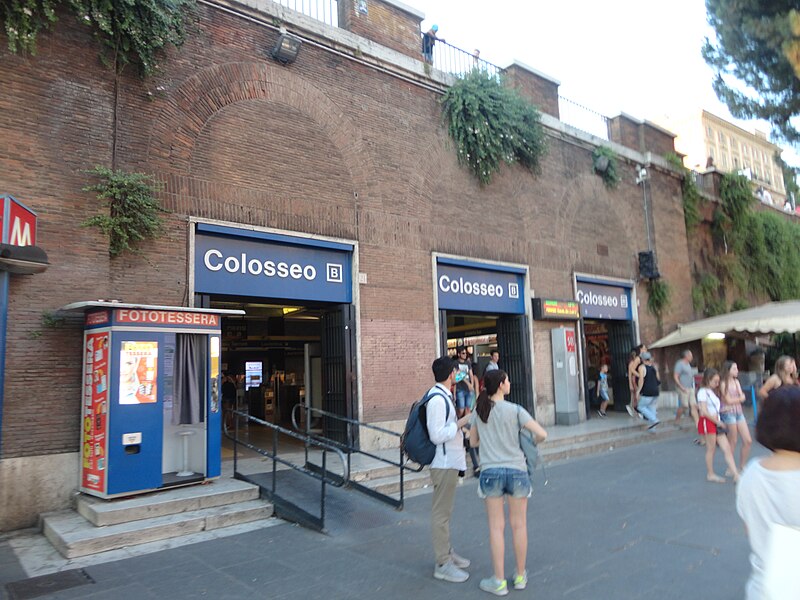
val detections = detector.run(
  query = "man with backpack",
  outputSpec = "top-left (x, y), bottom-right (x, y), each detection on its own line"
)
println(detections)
top-left (426, 356), bottom-right (473, 583)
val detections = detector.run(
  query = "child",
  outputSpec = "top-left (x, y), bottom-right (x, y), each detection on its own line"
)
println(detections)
top-left (597, 364), bottom-right (610, 418)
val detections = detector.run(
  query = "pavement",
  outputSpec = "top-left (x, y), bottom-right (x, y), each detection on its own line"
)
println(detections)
top-left (1, 426), bottom-right (757, 600)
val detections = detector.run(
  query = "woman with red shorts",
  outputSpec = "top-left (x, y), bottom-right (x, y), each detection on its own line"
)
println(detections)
top-left (696, 367), bottom-right (740, 483)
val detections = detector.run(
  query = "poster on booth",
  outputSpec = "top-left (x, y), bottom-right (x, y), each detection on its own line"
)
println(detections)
top-left (81, 331), bottom-right (109, 492)
top-left (119, 341), bottom-right (158, 404)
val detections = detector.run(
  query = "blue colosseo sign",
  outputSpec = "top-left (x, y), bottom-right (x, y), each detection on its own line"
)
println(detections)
top-left (575, 278), bottom-right (632, 320)
top-left (194, 224), bottom-right (352, 303)
top-left (436, 259), bottom-right (525, 314)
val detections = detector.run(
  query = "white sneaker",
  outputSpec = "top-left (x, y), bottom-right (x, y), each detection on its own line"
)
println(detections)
top-left (434, 560), bottom-right (469, 583)
top-left (449, 550), bottom-right (471, 569)
top-left (626, 405), bottom-right (635, 417)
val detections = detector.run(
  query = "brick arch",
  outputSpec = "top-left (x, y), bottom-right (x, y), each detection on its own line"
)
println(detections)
top-left (147, 62), bottom-right (371, 191)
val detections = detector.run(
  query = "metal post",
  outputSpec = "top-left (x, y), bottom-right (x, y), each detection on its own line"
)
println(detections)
top-left (0, 271), bottom-right (8, 455)
top-left (320, 449), bottom-right (327, 526)
top-left (272, 427), bottom-right (278, 495)
top-left (399, 446), bottom-right (404, 509)
top-left (233, 408), bottom-right (239, 475)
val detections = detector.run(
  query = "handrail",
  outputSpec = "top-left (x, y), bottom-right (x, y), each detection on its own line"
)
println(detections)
top-left (291, 404), bottom-right (416, 509)
top-left (423, 35), bottom-right (503, 80)
top-left (224, 408), bottom-right (349, 531)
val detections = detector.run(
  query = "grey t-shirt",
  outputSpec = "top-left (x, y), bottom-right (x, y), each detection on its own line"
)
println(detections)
top-left (470, 400), bottom-right (533, 473)
top-left (674, 360), bottom-right (695, 390)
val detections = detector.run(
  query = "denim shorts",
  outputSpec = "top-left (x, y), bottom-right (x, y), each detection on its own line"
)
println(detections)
top-left (455, 388), bottom-right (471, 411)
top-left (720, 412), bottom-right (746, 424)
top-left (477, 468), bottom-right (531, 499)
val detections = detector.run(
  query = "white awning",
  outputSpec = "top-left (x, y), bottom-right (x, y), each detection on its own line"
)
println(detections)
top-left (649, 300), bottom-right (800, 349)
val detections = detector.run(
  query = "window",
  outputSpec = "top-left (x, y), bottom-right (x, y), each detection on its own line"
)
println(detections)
top-left (718, 131), bottom-right (724, 142)
top-left (706, 126), bottom-right (713, 138)
top-left (722, 155), bottom-right (729, 169)
top-left (734, 156), bottom-right (740, 168)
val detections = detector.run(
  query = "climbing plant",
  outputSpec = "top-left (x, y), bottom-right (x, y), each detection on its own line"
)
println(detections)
top-left (82, 166), bottom-right (165, 257)
top-left (591, 146), bottom-right (620, 189)
top-left (0, 0), bottom-right (193, 75)
top-left (646, 277), bottom-right (671, 327)
top-left (441, 69), bottom-right (548, 185)
top-left (664, 152), bottom-right (702, 230)
top-left (694, 172), bottom-right (800, 316)
top-left (1, 0), bottom-right (58, 54)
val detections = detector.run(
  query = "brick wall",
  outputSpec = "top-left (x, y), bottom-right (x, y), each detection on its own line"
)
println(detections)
top-left (504, 62), bottom-right (560, 119)
top-left (0, 2), bottom-right (690, 463)
top-left (338, 0), bottom-right (423, 60)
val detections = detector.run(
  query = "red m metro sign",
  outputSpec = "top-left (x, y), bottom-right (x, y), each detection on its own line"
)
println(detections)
top-left (0, 195), bottom-right (37, 246)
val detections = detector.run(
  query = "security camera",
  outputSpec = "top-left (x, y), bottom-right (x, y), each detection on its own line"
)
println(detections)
top-left (635, 166), bottom-right (649, 185)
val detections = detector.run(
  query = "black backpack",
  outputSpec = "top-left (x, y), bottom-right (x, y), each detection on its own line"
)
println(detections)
top-left (401, 390), bottom-right (449, 466)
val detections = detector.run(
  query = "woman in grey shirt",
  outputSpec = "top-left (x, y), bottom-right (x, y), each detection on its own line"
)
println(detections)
top-left (470, 369), bottom-right (547, 596)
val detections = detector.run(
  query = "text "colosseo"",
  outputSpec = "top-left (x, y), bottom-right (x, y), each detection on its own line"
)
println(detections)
top-left (204, 249), bottom-right (317, 280)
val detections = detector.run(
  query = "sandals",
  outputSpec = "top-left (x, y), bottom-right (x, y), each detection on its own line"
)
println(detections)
top-left (707, 474), bottom-right (726, 483)
top-left (692, 438), bottom-right (705, 446)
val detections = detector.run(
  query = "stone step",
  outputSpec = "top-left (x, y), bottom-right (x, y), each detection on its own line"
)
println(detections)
top-left (541, 424), bottom-right (683, 463)
top-left (77, 479), bottom-right (261, 527)
top-left (43, 500), bottom-right (274, 559)
top-left (543, 421), bottom-right (651, 449)
top-left (359, 426), bottom-right (683, 499)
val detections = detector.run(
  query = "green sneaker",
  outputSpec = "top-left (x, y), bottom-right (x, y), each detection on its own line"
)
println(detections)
top-left (513, 570), bottom-right (528, 590)
top-left (479, 576), bottom-right (508, 596)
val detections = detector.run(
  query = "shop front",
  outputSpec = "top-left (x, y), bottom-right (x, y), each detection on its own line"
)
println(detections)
top-left (191, 222), bottom-right (359, 447)
top-left (434, 255), bottom-right (534, 412)
top-left (574, 275), bottom-right (639, 414)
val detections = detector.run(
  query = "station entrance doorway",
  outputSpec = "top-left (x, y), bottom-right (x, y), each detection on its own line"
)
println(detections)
top-left (193, 223), bottom-right (357, 450)
top-left (435, 257), bottom-right (533, 411)
top-left (576, 277), bottom-right (636, 413)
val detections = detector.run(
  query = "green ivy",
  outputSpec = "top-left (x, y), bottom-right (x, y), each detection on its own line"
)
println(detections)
top-left (646, 277), bottom-right (671, 327)
top-left (665, 152), bottom-right (702, 230)
top-left (82, 166), bottom-right (165, 257)
top-left (1, 0), bottom-right (58, 54)
top-left (691, 273), bottom-right (726, 316)
top-left (698, 172), bottom-right (800, 313)
top-left (592, 146), bottom-right (620, 189)
top-left (441, 69), bottom-right (548, 185)
top-left (1, 0), bottom-right (193, 75)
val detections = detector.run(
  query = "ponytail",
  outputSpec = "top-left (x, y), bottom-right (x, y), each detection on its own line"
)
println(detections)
top-left (477, 369), bottom-right (507, 423)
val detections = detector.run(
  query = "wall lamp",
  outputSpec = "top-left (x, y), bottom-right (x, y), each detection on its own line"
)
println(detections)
top-left (271, 30), bottom-right (302, 65)
top-left (0, 243), bottom-right (49, 274)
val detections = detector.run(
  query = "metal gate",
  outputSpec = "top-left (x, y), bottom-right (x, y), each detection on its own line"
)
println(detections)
top-left (607, 320), bottom-right (635, 411)
top-left (498, 314), bottom-right (534, 413)
top-left (320, 304), bottom-right (357, 446)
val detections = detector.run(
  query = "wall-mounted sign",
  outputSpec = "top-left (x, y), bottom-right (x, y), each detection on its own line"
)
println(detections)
top-left (575, 278), bottom-right (632, 320)
top-left (532, 298), bottom-right (580, 320)
top-left (195, 224), bottom-right (353, 303)
top-left (436, 258), bottom-right (525, 314)
top-left (1, 194), bottom-right (37, 246)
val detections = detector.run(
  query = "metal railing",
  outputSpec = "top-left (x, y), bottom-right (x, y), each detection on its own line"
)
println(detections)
top-left (225, 409), bottom-right (349, 532)
top-left (558, 95), bottom-right (610, 140)
top-left (292, 404), bottom-right (418, 509)
top-left (424, 37), bottom-right (503, 80)
top-left (274, 0), bottom-right (338, 27)
top-left (273, 1), bottom-right (612, 146)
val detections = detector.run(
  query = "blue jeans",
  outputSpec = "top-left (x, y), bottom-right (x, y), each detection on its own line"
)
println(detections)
top-left (638, 395), bottom-right (659, 423)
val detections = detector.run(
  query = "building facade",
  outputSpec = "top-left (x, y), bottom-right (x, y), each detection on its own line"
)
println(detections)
top-left (0, 0), bottom-right (695, 530)
top-left (673, 110), bottom-right (787, 207)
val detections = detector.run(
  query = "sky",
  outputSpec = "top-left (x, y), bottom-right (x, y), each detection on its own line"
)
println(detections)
top-left (412, 0), bottom-right (800, 168)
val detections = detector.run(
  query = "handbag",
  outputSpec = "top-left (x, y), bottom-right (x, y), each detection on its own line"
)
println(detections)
top-left (516, 405), bottom-right (539, 480)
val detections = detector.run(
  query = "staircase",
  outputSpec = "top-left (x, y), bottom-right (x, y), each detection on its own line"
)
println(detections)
top-left (352, 419), bottom-right (685, 499)
top-left (41, 478), bottom-right (274, 559)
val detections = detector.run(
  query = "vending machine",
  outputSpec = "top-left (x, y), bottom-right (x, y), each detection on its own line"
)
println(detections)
top-left (65, 302), bottom-right (243, 499)
top-left (551, 326), bottom-right (581, 425)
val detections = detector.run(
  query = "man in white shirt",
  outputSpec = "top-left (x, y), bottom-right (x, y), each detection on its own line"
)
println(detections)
top-left (426, 356), bottom-right (473, 583)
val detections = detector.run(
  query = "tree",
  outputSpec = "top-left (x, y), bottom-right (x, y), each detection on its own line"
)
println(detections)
top-left (703, 2), bottom-right (800, 144)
